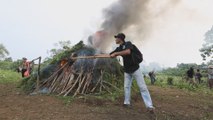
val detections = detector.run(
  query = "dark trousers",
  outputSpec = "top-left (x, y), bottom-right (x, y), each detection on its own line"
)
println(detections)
top-left (209, 79), bottom-right (213, 89)
top-left (150, 77), bottom-right (156, 85)
top-left (21, 69), bottom-right (27, 77)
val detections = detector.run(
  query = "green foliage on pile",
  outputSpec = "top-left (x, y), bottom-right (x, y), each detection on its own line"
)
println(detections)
top-left (43, 41), bottom-right (85, 65)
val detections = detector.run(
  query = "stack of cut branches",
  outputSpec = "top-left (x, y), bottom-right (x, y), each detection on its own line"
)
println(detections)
top-left (40, 62), bottom-right (120, 97)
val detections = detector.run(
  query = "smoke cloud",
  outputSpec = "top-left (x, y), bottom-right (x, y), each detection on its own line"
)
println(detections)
top-left (88, 0), bottom-right (181, 52)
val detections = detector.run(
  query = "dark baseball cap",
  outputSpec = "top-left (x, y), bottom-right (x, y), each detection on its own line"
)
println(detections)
top-left (22, 57), bottom-right (27, 60)
top-left (114, 33), bottom-right (125, 40)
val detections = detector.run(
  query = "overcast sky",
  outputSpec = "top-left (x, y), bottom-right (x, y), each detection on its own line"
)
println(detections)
top-left (0, 0), bottom-right (213, 67)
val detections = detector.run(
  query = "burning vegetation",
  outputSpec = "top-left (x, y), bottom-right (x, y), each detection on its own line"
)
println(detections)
top-left (20, 41), bottom-right (123, 96)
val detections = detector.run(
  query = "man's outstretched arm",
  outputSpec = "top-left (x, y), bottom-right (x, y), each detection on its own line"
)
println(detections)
top-left (110, 49), bottom-right (131, 58)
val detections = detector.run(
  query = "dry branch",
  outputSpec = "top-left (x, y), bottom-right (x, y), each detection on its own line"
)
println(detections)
top-left (39, 61), bottom-right (119, 97)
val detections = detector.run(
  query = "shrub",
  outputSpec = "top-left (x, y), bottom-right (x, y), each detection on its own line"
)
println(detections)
top-left (0, 69), bottom-right (21, 83)
top-left (167, 77), bottom-right (174, 85)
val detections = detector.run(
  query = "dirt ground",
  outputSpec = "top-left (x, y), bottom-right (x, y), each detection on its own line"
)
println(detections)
top-left (0, 83), bottom-right (213, 120)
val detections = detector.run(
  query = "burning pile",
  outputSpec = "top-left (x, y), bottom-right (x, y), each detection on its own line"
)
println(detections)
top-left (27, 42), bottom-right (123, 97)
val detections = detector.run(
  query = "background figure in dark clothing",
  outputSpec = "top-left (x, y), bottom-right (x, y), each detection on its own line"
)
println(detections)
top-left (187, 67), bottom-right (194, 78)
top-left (208, 65), bottom-right (213, 89)
top-left (195, 69), bottom-right (202, 84)
top-left (186, 67), bottom-right (196, 86)
top-left (148, 71), bottom-right (156, 85)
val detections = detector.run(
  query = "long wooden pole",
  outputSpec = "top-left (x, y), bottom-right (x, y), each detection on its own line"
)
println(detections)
top-left (71, 54), bottom-right (111, 60)
top-left (36, 56), bottom-right (41, 92)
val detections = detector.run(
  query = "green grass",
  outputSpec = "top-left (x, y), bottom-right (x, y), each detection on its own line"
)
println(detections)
top-left (1, 68), bottom-right (212, 101)
top-left (56, 95), bottom-right (75, 106)
top-left (144, 74), bottom-right (213, 95)
top-left (0, 69), bottom-right (21, 83)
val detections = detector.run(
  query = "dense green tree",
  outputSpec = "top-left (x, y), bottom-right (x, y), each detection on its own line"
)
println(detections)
top-left (0, 43), bottom-right (9, 60)
top-left (0, 59), bottom-right (22, 71)
top-left (160, 63), bottom-right (199, 76)
top-left (4, 57), bottom-right (13, 62)
top-left (48, 40), bottom-right (72, 57)
top-left (200, 26), bottom-right (213, 61)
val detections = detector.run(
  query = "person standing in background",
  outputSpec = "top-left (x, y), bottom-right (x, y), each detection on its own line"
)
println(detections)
top-left (195, 69), bottom-right (202, 84)
top-left (149, 71), bottom-right (156, 85)
top-left (208, 65), bottom-right (213, 89)
top-left (21, 57), bottom-right (30, 77)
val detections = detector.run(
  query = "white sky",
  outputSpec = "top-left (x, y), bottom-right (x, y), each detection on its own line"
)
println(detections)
top-left (141, 0), bottom-right (213, 67)
top-left (0, 0), bottom-right (212, 67)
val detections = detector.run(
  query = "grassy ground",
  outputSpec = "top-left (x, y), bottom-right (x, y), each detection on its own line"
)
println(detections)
top-left (145, 74), bottom-right (212, 94)
top-left (0, 81), bottom-right (213, 120)
top-left (0, 70), bottom-right (21, 83)
top-left (0, 70), bottom-right (213, 120)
